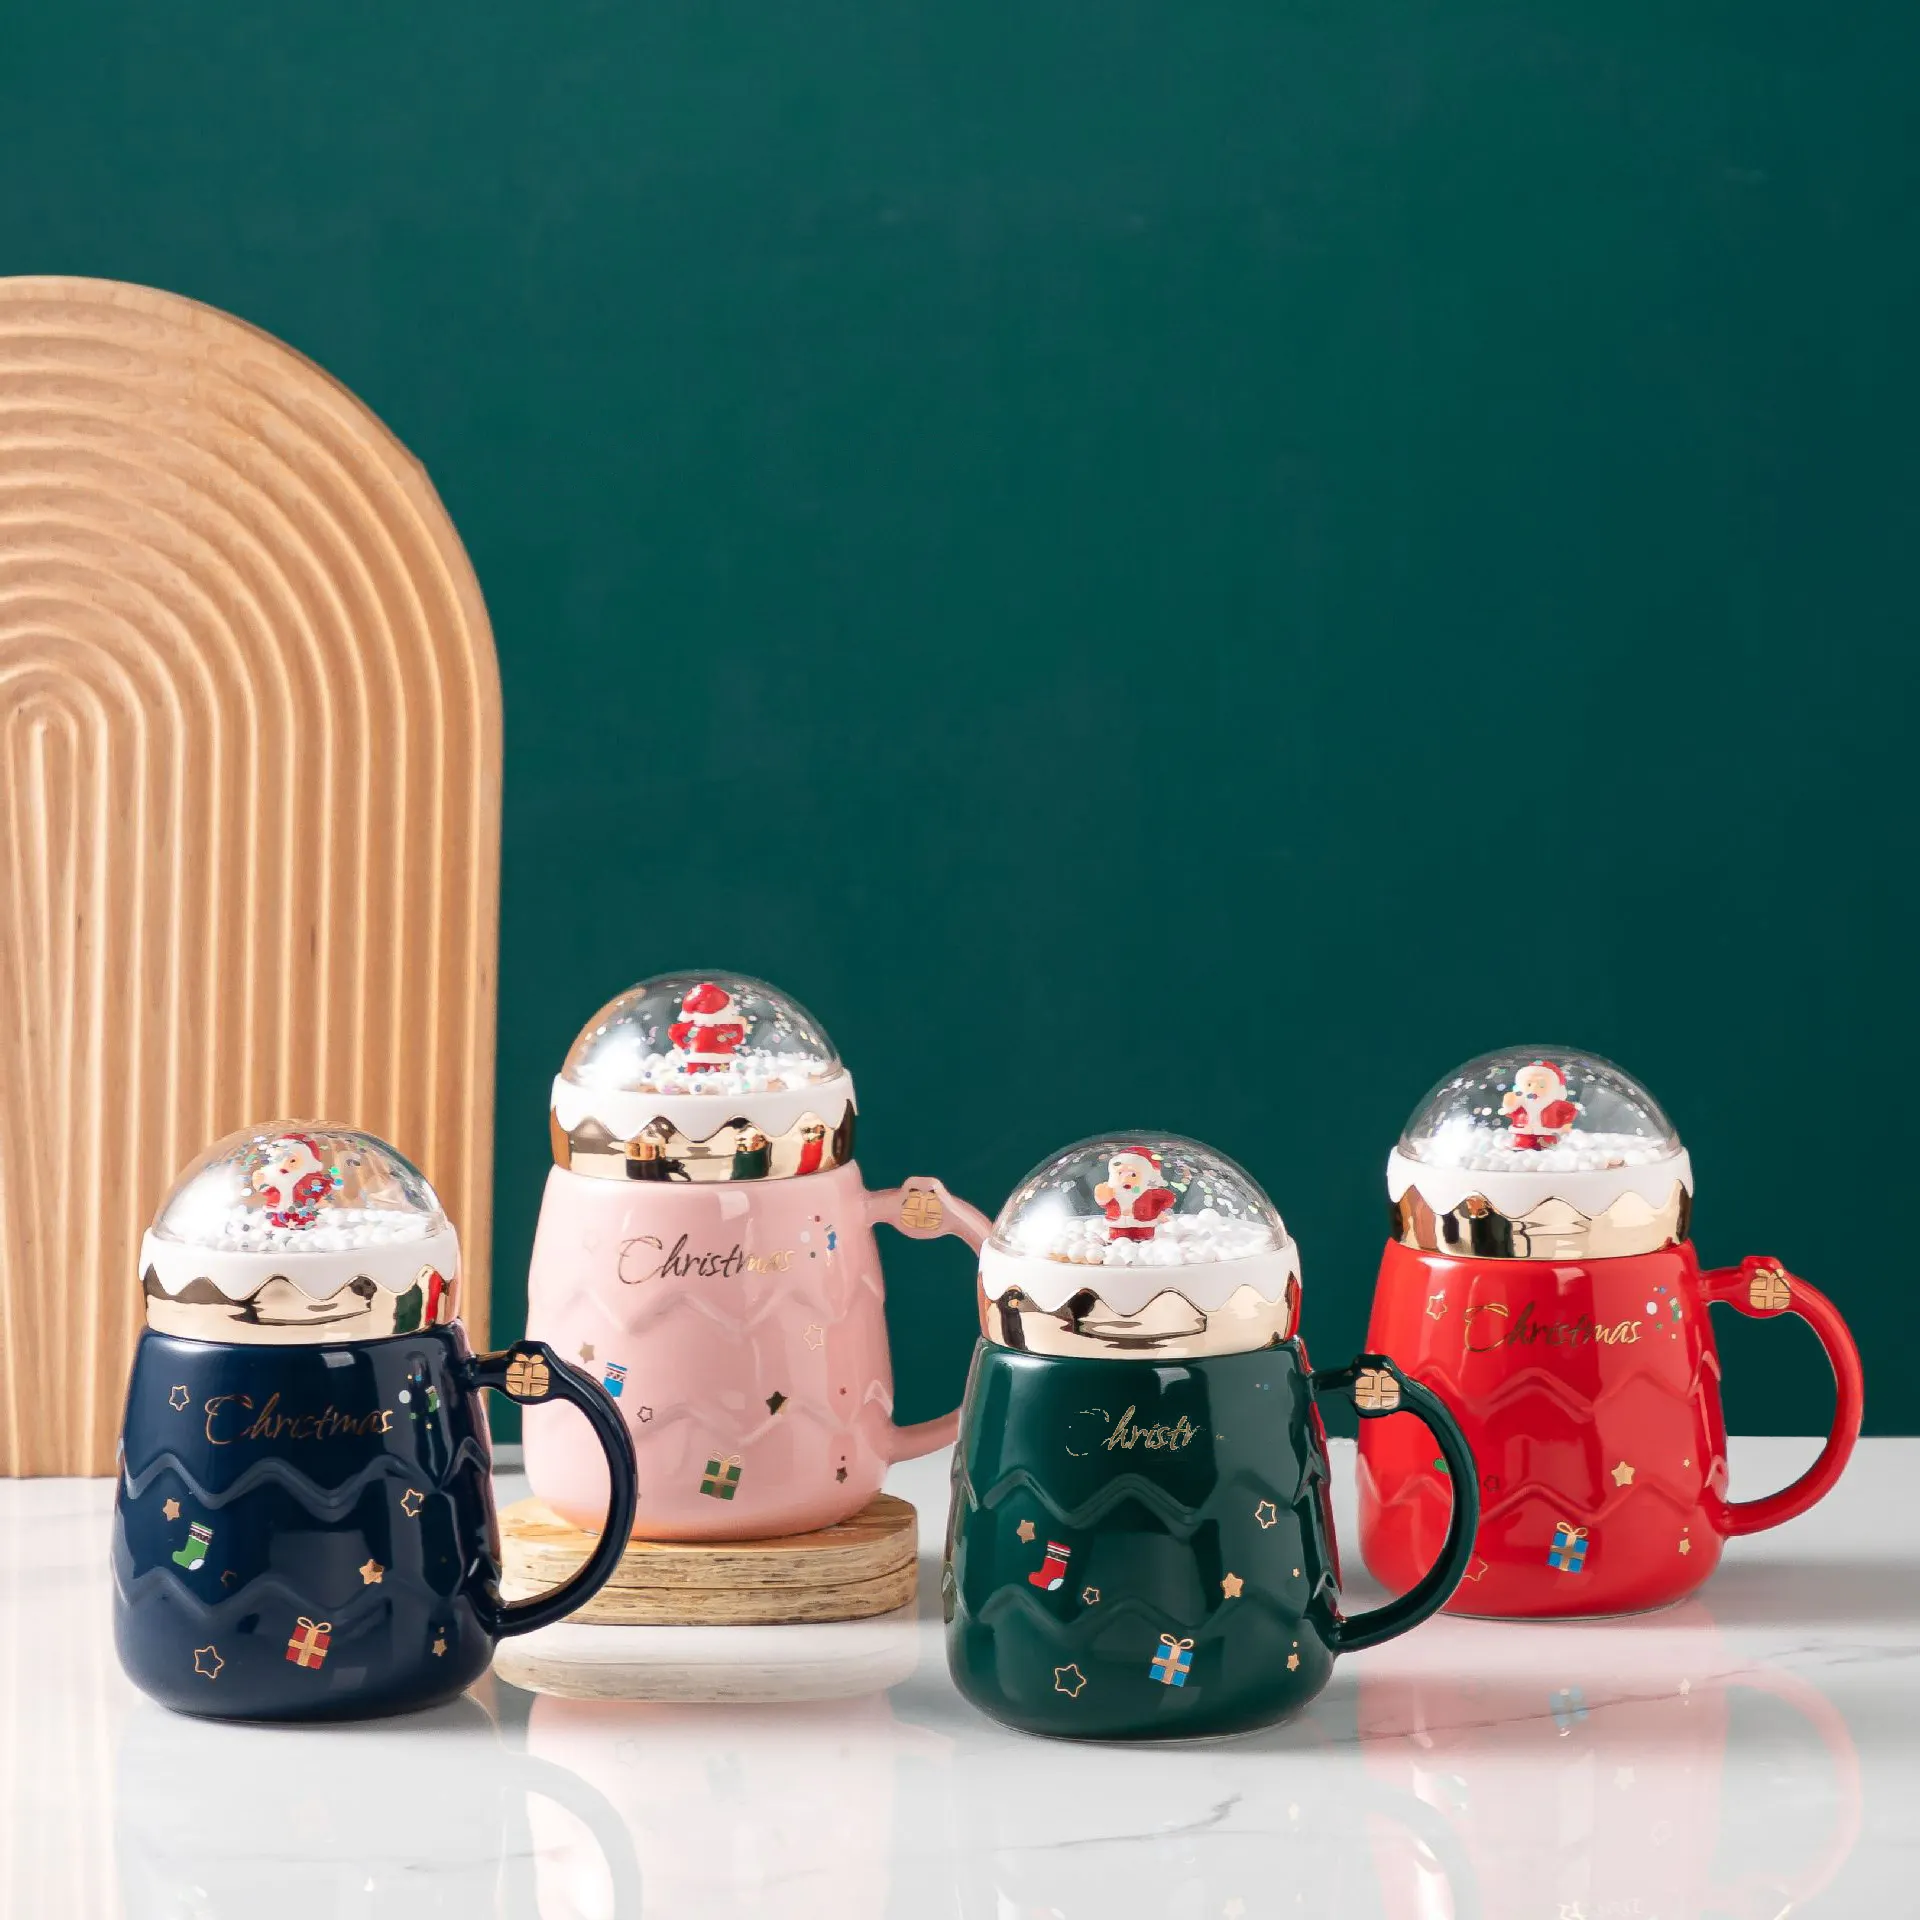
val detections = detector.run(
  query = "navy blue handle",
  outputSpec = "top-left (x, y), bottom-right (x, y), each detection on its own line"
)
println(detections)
top-left (467, 1341), bottom-right (637, 1636)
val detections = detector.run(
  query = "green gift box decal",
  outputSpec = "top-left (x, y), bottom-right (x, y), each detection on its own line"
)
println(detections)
top-left (700, 1456), bottom-right (743, 1500)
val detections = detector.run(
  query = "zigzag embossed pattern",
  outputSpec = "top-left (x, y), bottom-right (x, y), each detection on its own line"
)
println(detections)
top-left (0, 278), bottom-right (501, 1475)
top-left (1358, 1243), bottom-right (1733, 1616)
top-left (945, 1344), bottom-right (1347, 1740)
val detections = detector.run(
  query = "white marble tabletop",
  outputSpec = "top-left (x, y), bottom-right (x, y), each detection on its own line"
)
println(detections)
top-left (3, 1436), bottom-right (1911, 1918)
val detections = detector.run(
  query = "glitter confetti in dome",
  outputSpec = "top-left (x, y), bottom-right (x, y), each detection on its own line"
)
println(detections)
top-left (1399, 1047), bottom-right (1683, 1176)
top-left (560, 972), bottom-right (841, 1098)
top-left (148, 1122), bottom-right (447, 1257)
top-left (990, 1133), bottom-right (1287, 1271)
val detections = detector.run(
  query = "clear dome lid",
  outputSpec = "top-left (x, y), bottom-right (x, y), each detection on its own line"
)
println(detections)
top-left (561, 972), bottom-right (841, 1098)
top-left (149, 1122), bottom-right (447, 1254)
top-left (991, 1133), bottom-right (1287, 1269)
top-left (1398, 1047), bottom-right (1682, 1175)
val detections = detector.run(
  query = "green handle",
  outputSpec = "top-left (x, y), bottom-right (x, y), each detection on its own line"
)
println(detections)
top-left (1312, 1353), bottom-right (1478, 1654)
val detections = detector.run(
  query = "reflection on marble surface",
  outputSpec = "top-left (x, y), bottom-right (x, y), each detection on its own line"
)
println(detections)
top-left (2, 1439), bottom-right (1912, 1917)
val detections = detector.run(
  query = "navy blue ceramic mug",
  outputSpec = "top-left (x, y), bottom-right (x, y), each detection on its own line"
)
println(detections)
top-left (113, 1123), bottom-right (638, 1722)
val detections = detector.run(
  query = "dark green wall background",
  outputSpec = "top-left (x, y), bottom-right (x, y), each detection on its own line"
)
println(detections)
top-left (8, 4), bottom-right (1915, 1435)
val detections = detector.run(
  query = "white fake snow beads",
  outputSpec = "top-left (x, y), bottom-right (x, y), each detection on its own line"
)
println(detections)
top-left (577, 1048), bottom-right (833, 1096)
top-left (1045, 1210), bottom-right (1277, 1268)
top-left (180, 1207), bottom-right (437, 1255)
top-left (1420, 1121), bottom-right (1677, 1174)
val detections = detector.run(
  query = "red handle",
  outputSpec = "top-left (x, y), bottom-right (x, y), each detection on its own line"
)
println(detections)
top-left (866, 1177), bottom-right (992, 1463)
top-left (1705, 1257), bottom-right (1864, 1536)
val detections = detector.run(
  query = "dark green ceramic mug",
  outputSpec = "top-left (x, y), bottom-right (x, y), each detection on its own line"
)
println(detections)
top-left (944, 1133), bottom-right (1478, 1742)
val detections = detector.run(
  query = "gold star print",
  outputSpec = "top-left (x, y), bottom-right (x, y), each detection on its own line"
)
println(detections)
top-left (1016, 1519), bottom-right (1036, 1543)
top-left (400, 1489), bottom-right (425, 1518)
top-left (1611, 1460), bottom-right (1636, 1487)
top-left (1253, 1501), bottom-right (1278, 1529)
top-left (168, 1386), bottom-right (191, 1412)
top-left (1425, 1293), bottom-right (1448, 1321)
top-left (221, 1571), bottom-right (237, 1588)
top-left (835, 1466), bottom-right (848, 1482)
top-left (1052, 1664), bottom-right (1087, 1698)
top-left (162, 1498), bottom-right (181, 1521)
top-left (1286, 1652), bottom-right (1300, 1672)
top-left (1678, 1533), bottom-right (1691, 1554)
top-left (803, 1323), bottom-right (825, 1350)
top-left (578, 1342), bottom-right (595, 1363)
top-left (359, 1558), bottom-right (385, 1585)
top-left (766, 1390), bottom-right (788, 1415)
top-left (1221, 1572), bottom-right (1245, 1599)
top-left (1081, 1586), bottom-right (1101, 1605)
top-left (635, 1405), bottom-right (653, 1423)
top-left (1462, 1557), bottom-right (1489, 1583)
top-left (431, 1636), bottom-right (447, 1658)
top-left (192, 1646), bottom-right (224, 1681)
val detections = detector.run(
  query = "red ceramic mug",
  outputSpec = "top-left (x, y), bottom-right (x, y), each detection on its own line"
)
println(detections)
top-left (1358, 1047), bottom-right (1864, 1617)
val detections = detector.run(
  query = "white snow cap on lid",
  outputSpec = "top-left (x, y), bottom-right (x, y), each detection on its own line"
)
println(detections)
top-left (141, 1122), bottom-right (458, 1299)
top-left (980, 1132), bottom-right (1299, 1316)
top-left (551, 970), bottom-right (854, 1141)
top-left (1389, 1045), bottom-right (1693, 1218)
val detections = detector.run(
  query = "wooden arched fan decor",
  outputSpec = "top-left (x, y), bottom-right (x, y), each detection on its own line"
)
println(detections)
top-left (0, 278), bottom-right (502, 1475)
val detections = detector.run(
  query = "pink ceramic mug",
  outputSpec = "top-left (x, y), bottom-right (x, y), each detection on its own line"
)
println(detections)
top-left (522, 974), bottom-right (989, 1540)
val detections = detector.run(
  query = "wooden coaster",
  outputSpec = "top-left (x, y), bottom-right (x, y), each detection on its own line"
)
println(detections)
top-left (499, 1494), bottom-right (920, 1625)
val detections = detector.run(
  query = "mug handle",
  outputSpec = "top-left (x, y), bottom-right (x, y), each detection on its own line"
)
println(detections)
top-left (1311, 1353), bottom-right (1480, 1654)
top-left (864, 1176), bottom-right (994, 1463)
top-left (499, 1753), bottom-right (646, 1919)
top-left (468, 1340), bottom-right (639, 1636)
top-left (1703, 1256), bottom-right (1865, 1536)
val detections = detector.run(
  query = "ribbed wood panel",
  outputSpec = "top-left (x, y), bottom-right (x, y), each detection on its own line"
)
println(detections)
top-left (0, 277), bottom-right (501, 1475)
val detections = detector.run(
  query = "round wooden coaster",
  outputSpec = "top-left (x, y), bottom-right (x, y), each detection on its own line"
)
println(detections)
top-left (499, 1494), bottom-right (920, 1625)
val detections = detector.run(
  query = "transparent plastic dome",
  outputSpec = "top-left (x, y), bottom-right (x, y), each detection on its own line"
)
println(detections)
top-left (149, 1122), bottom-right (447, 1256)
top-left (990, 1133), bottom-right (1287, 1270)
top-left (1399, 1047), bottom-right (1682, 1175)
top-left (560, 973), bottom-right (841, 1098)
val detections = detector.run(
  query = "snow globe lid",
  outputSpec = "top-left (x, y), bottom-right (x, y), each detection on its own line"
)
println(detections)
top-left (140, 1121), bottom-right (461, 1306)
top-left (550, 972), bottom-right (858, 1179)
top-left (979, 1133), bottom-right (1301, 1331)
top-left (1388, 1047), bottom-right (1694, 1248)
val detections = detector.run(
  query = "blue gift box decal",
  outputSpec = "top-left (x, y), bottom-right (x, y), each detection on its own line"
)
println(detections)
top-left (1547, 1521), bottom-right (1589, 1573)
top-left (603, 1363), bottom-right (627, 1399)
top-left (1149, 1634), bottom-right (1195, 1687)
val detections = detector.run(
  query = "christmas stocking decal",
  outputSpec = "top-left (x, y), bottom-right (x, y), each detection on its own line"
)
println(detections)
top-left (1028, 1539), bottom-right (1071, 1592)
top-left (171, 1522), bottom-right (212, 1571)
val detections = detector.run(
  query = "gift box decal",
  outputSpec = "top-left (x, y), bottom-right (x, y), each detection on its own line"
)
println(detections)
top-left (285, 1616), bottom-right (332, 1669)
top-left (1547, 1521), bottom-right (1589, 1573)
top-left (1148, 1634), bottom-right (1195, 1687)
top-left (505, 1351), bottom-right (551, 1400)
top-left (700, 1456), bottom-right (743, 1500)
top-left (603, 1362), bottom-right (627, 1399)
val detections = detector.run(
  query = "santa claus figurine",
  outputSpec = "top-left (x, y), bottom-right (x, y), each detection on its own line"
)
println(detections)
top-left (1500, 1061), bottom-right (1579, 1150)
top-left (250, 1134), bottom-right (338, 1229)
top-left (1094, 1147), bottom-right (1179, 1242)
top-left (668, 981), bottom-right (750, 1074)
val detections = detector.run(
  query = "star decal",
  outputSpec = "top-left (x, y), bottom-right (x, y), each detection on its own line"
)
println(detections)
top-left (431, 1636), bottom-right (447, 1658)
top-left (1052, 1664), bottom-right (1087, 1698)
top-left (803, 1323), bottom-right (825, 1350)
top-left (1462, 1556), bottom-right (1489, 1582)
top-left (1611, 1460), bottom-right (1636, 1487)
top-left (635, 1405), bottom-right (653, 1423)
top-left (1016, 1519), bottom-right (1036, 1543)
top-left (1253, 1501), bottom-right (1278, 1529)
top-left (578, 1342), bottom-right (595, 1363)
top-left (835, 1466), bottom-right (848, 1482)
top-left (359, 1558), bottom-right (385, 1585)
top-left (162, 1498), bottom-right (181, 1521)
top-left (766, 1390), bottom-right (788, 1416)
top-left (192, 1645), bottom-right (224, 1681)
top-left (400, 1488), bottom-right (425, 1518)
top-left (168, 1385), bottom-right (191, 1412)
top-left (1081, 1585), bottom-right (1101, 1605)
top-left (1678, 1533), bottom-right (1691, 1554)
top-left (1425, 1292), bottom-right (1448, 1321)
top-left (221, 1571), bottom-right (238, 1588)
top-left (1221, 1572), bottom-right (1244, 1599)
top-left (1286, 1652), bottom-right (1300, 1672)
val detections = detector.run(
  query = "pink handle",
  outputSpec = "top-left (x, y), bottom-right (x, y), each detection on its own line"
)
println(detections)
top-left (1704, 1256), bottom-right (1865, 1536)
top-left (865, 1177), bottom-right (992, 1463)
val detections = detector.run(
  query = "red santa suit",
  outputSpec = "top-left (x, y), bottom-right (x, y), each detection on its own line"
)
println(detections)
top-left (253, 1135), bottom-right (336, 1229)
top-left (1505, 1067), bottom-right (1578, 1150)
top-left (669, 982), bottom-right (748, 1073)
top-left (1101, 1151), bottom-right (1178, 1241)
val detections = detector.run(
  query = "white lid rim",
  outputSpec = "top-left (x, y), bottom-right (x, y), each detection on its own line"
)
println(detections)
top-left (979, 1240), bottom-right (1301, 1317)
top-left (139, 1223), bottom-right (462, 1302)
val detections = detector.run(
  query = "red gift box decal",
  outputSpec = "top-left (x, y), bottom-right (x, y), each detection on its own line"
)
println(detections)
top-left (285, 1616), bottom-right (332, 1669)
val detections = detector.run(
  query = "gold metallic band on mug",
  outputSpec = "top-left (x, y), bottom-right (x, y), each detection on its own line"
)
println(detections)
top-left (978, 1278), bottom-right (1300, 1359)
top-left (141, 1268), bottom-right (459, 1345)
top-left (551, 1101), bottom-right (857, 1182)
top-left (1388, 1181), bottom-right (1691, 1260)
